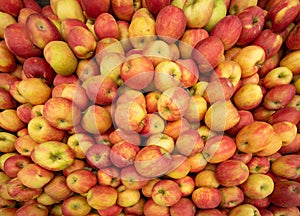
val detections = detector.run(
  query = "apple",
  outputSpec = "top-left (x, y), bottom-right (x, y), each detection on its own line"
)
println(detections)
top-left (44, 40), bottom-right (78, 76)
top-left (219, 186), bottom-right (244, 208)
top-left (192, 35), bottom-right (225, 74)
top-left (210, 15), bottom-right (242, 50)
top-left (192, 187), bottom-right (221, 209)
top-left (228, 204), bottom-right (261, 216)
top-left (183, 95), bottom-right (207, 124)
top-left (153, 60), bottom-right (182, 92)
top-left (279, 133), bottom-right (300, 154)
top-left (52, 0), bottom-right (85, 23)
top-left (272, 121), bottom-right (297, 146)
top-left (117, 185), bottom-right (140, 207)
top-left (269, 180), bottom-right (300, 207)
top-left (109, 128), bottom-right (141, 146)
top-left (269, 205), bottom-right (300, 216)
top-left (280, 49), bottom-right (300, 76)
top-left (271, 154), bottom-right (300, 180)
top-left (143, 198), bottom-right (170, 216)
top-left (111, 0), bottom-right (141, 21)
top-left (157, 86), bottom-right (191, 121)
top-left (81, 0), bottom-right (110, 20)
top-left (17, 163), bottom-right (54, 189)
top-left (165, 154), bottom-right (190, 179)
top-left (155, 5), bottom-right (186, 43)
top-left (0, 73), bottom-right (19, 91)
top-left (31, 141), bottom-right (75, 172)
top-left (235, 121), bottom-right (275, 153)
top-left (228, 0), bottom-right (259, 15)
top-left (0, 11), bottom-right (16, 39)
top-left (240, 173), bottom-right (274, 199)
top-left (61, 195), bottom-right (92, 216)
top-left (196, 209), bottom-right (224, 216)
top-left (110, 141), bottom-right (140, 168)
top-left (23, 57), bottom-right (56, 86)
top-left (66, 133), bottom-right (94, 159)
top-left (15, 203), bottom-right (48, 216)
top-left (128, 8), bottom-right (157, 49)
top-left (247, 156), bottom-right (270, 174)
top-left (60, 18), bottom-right (88, 41)
top-left (120, 165), bottom-right (149, 190)
top-left (87, 185), bottom-right (118, 210)
top-left (66, 169), bottom-right (97, 194)
top-left (97, 167), bottom-right (121, 188)
top-left (203, 77), bottom-right (235, 104)
top-left (27, 116), bottom-right (65, 143)
top-left (0, 0), bottom-right (23, 17)
top-left (226, 110), bottom-right (254, 136)
top-left (265, 0), bottom-right (300, 33)
top-left (263, 66), bottom-right (293, 89)
top-left (268, 107), bottom-right (300, 125)
top-left (258, 52), bottom-right (282, 78)
top-left (215, 159), bottom-right (249, 187)
top-left (252, 29), bottom-right (283, 59)
top-left (4, 22), bottom-right (42, 59)
top-left (0, 41), bottom-right (16, 73)
top-left (6, 177), bottom-right (42, 202)
top-left (25, 13), bottom-right (61, 49)
top-left (0, 208), bottom-right (17, 216)
top-left (53, 74), bottom-right (79, 86)
top-left (97, 204), bottom-right (123, 216)
top-left (67, 26), bottom-right (97, 59)
top-left (113, 101), bottom-right (146, 133)
top-left (85, 144), bottom-right (112, 169)
top-left (286, 20), bottom-right (300, 50)
top-left (174, 176), bottom-right (195, 197)
top-left (232, 45), bottom-right (265, 78)
top-left (204, 100), bottom-right (240, 132)
top-left (3, 154), bottom-right (32, 178)
top-left (204, 0), bottom-right (227, 32)
top-left (175, 128), bottom-right (204, 156)
top-left (14, 135), bottom-right (38, 157)
top-left (62, 158), bottom-right (87, 177)
top-left (115, 87), bottom-right (146, 109)
top-left (0, 109), bottom-right (26, 132)
top-left (94, 12), bottom-right (119, 40)
top-left (254, 130), bottom-right (283, 157)
top-left (120, 54), bottom-right (154, 90)
top-left (44, 175), bottom-right (74, 201)
top-left (145, 0), bottom-right (170, 15)
top-left (142, 178), bottom-right (160, 197)
top-left (236, 6), bottom-right (265, 46)
top-left (183, 0), bottom-right (214, 28)
top-left (233, 83), bottom-right (263, 110)
top-left (40, 5), bottom-right (61, 32)
top-left (164, 117), bottom-right (191, 140)
top-left (142, 39), bottom-right (172, 66)
top-left (140, 113), bottom-right (166, 137)
top-left (134, 145), bottom-right (173, 178)
top-left (194, 169), bottom-right (219, 188)
top-left (76, 59), bottom-right (100, 82)
top-left (0, 88), bottom-right (16, 110)
top-left (178, 28), bottom-right (209, 59)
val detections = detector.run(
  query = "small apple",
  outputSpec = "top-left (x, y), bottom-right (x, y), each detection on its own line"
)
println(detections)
top-left (44, 175), bottom-right (74, 201)
top-left (94, 12), bottom-right (120, 40)
top-left (61, 195), bottom-right (92, 216)
top-left (86, 185), bottom-right (118, 210)
top-left (233, 83), bottom-right (263, 110)
top-left (263, 66), bottom-right (293, 89)
top-left (66, 169), bottom-right (97, 194)
top-left (81, 0), bottom-right (110, 20)
top-left (192, 187), bottom-right (221, 209)
top-left (219, 186), bottom-right (244, 209)
top-left (85, 144), bottom-right (112, 169)
top-left (117, 185), bottom-right (140, 207)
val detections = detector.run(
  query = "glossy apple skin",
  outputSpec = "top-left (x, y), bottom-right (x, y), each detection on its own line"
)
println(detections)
top-left (270, 180), bottom-right (300, 207)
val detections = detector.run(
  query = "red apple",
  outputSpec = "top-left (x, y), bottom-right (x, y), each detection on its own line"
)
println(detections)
top-left (94, 12), bottom-right (120, 40)
top-left (145, 0), bottom-right (170, 15)
top-left (85, 144), bottom-right (112, 169)
top-left (192, 187), bottom-right (221, 209)
top-left (0, 0), bottom-right (23, 17)
top-left (66, 169), bottom-right (97, 194)
top-left (111, 0), bottom-right (141, 21)
top-left (81, 0), bottom-right (110, 20)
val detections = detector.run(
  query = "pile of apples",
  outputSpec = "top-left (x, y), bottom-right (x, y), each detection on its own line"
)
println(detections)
top-left (1, 0), bottom-right (300, 215)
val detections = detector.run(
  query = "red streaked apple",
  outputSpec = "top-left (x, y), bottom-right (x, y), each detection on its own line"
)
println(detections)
top-left (192, 35), bottom-right (225, 74)
top-left (17, 163), bottom-right (54, 189)
top-left (15, 203), bottom-right (48, 216)
top-left (236, 6), bottom-right (265, 46)
top-left (0, 12), bottom-right (16, 39)
top-left (279, 133), bottom-right (300, 154)
top-left (145, 133), bottom-right (175, 153)
top-left (76, 59), bottom-right (100, 82)
top-left (14, 135), bottom-right (38, 157)
top-left (4, 22), bottom-right (42, 59)
top-left (229, 204), bottom-right (261, 216)
top-left (210, 15), bottom-right (242, 50)
top-left (155, 5), bottom-right (186, 43)
top-left (85, 144), bottom-right (112, 169)
top-left (178, 28), bottom-right (209, 59)
top-left (143, 198), bottom-right (170, 216)
top-left (43, 97), bottom-right (81, 131)
top-left (142, 39), bottom-right (172, 66)
top-left (60, 18), bottom-right (88, 42)
top-left (134, 145), bottom-right (173, 178)
top-left (67, 26), bottom-right (97, 59)
top-left (94, 12), bottom-right (120, 40)
top-left (175, 129), bottom-right (204, 156)
top-left (66, 169), bottom-right (97, 194)
top-left (66, 133), bottom-right (94, 159)
top-left (254, 130), bottom-right (283, 157)
top-left (61, 195), bottom-right (92, 216)
top-left (97, 167), bottom-right (121, 188)
top-left (97, 203), bottom-right (123, 216)
top-left (271, 154), bottom-right (300, 180)
top-left (86, 185), bottom-right (118, 210)
top-left (81, 0), bottom-right (110, 20)
top-left (31, 141), bottom-right (75, 172)
top-left (0, 88), bottom-right (16, 110)
top-left (151, 179), bottom-right (182, 207)
top-left (140, 113), bottom-right (166, 137)
top-left (176, 58), bottom-right (199, 88)
top-left (120, 165), bottom-right (149, 190)
top-left (263, 66), bottom-right (293, 89)
top-left (53, 0), bottom-right (85, 23)
top-left (280, 49), bottom-right (300, 76)
top-left (117, 184), bottom-right (140, 207)
top-left (157, 86), bottom-right (191, 122)
top-left (192, 187), bottom-right (221, 209)
top-left (111, 0), bottom-right (141, 21)
top-left (43, 175), bottom-right (73, 201)
top-left (25, 13), bottom-right (61, 49)
top-left (219, 186), bottom-right (244, 209)
top-left (252, 29), bottom-right (283, 59)
top-left (215, 159), bottom-right (249, 187)
top-left (247, 156), bottom-right (270, 174)
top-left (194, 169), bottom-right (219, 188)
top-left (145, 0), bottom-right (170, 15)
top-left (0, 41), bottom-right (16, 73)
top-left (272, 121), bottom-right (297, 146)
top-left (3, 154), bottom-right (32, 178)
top-left (0, 109), bottom-right (26, 132)
top-left (226, 110), bottom-right (254, 136)
top-left (110, 141), bottom-right (139, 168)
top-left (232, 45), bottom-right (265, 78)
top-left (228, 0), bottom-right (258, 15)
top-left (183, 95), bottom-right (207, 124)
